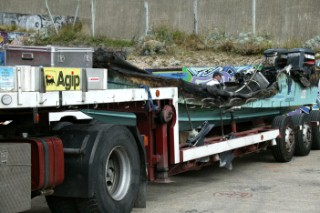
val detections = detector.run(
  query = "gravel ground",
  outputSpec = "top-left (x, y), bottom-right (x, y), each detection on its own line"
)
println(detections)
top-left (127, 50), bottom-right (262, 69)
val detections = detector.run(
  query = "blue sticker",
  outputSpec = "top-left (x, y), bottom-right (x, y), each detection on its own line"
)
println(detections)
top-left (0, 67), bottom-right (15, 91)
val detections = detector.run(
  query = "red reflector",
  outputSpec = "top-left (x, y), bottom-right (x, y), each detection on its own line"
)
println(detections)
top-left (34, 113), bottom-right (40, 124)
top-left (155, 90), bottom-right (160, 97)
top-left (143, 135), bottom-right (149, 147)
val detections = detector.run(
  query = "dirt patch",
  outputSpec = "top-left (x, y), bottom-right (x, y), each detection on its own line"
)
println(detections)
top-left (127, 50), bottom-right (263, 69)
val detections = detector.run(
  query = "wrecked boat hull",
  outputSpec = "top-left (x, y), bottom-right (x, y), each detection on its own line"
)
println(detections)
top-left (90, 48), bottom-right (320, 131)
top-left (83, 70), bottom-right (319, 131)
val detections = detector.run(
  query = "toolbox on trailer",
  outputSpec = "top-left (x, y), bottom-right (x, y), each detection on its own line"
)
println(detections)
top-left (85, 68), bottom-right (108, 90)
top-left (0, 66), bottom-right (41, 92)
top-left (16, 66), bottom-right (41, 92)
top-left (0, 66), bottom-right (108, 92)
top-left (5, 45), bottom-right (94, 68)
top-left (1, 137), bottom-right (64, 190)
top-left (0, 143), bottom-right (31, 213)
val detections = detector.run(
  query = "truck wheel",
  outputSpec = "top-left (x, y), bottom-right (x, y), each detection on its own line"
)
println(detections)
top-left (292, 113), bottom-right (312, 156)
top-left (271, 115), bottom-right (295, 162)
top-left (46, 196), bottom-right (78, 213)
top-left (310, 110), bottom-right (320, 150)
top-left (76, 125), bottom-right (140, 213)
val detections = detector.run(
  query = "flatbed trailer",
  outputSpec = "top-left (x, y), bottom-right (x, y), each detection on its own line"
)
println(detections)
top-left (0, 64), bottom-right (319, 213)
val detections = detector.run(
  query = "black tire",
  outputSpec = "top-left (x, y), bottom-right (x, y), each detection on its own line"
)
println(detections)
top-left (46, 196), bottom-right (78, 213)
top-left (292, 113), bottom-right (312, 156)
top-left (271, 115), bottom-right (295, 162)
top-left (76, 125), bottom-right (140, 213)
top-left (310, 110), bottom-right (320, 150)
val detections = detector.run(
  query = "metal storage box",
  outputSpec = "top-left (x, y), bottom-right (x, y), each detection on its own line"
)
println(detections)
top-left (0, 66), bottom-right (41, 92)
top-left (0, 143), bottom-right (31, 213)
top-left (16, 66), bottom-right (41, 92)
top-left (85, 68), bottom-right (108, 90)
top-left (5, 45), bottom-right (94, 68)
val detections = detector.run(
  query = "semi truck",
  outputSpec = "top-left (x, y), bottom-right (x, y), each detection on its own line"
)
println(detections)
top-left (0, 46), bottom-right (319, 213)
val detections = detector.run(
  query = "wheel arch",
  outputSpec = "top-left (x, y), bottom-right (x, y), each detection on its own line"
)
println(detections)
top-left (87, 125), bottom-right (147, 207)
top-left (52, 123), bottom-right (146, 208)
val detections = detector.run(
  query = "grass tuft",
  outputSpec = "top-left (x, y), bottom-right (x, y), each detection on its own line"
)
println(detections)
top-left (26, 23), bottom-right (134, 48)
top-left (1, 22), bottom-right (311, 57)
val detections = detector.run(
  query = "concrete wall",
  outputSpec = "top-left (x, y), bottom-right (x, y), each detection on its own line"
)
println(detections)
top-left (198, 0), bottom-right (252, 35)
top-left (94, 0), bottom-right (145, 39)
top-left (0, 0), bottom-right (319, 42)
top-left (256, 0), bottom-right (320, 42)
top-left (148, 0), bottom-right (195, 34)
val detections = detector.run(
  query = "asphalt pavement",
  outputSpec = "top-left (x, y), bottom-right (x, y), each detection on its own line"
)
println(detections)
top-left (25, 150), bottom-right (320, 213)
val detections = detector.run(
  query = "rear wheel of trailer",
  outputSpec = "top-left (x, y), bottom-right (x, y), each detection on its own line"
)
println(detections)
top-left (46, 124), bottom-right (141, 213)
top-left (271, 115), bottom-right (295, 162)
top-left (76, 126), bottom-right (141, 213)
top-left (310, 110), bottom-right (320, 150)
top-left (292, 113), bottom-right (312, 156)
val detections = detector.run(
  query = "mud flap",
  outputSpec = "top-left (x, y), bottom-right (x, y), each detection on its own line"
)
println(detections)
top-left (134, 177), bottom-right (147, 208)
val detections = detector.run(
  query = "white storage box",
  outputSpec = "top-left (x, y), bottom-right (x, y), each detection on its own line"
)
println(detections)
top-left (0, 66), bottom-right (41, 92)
top-left (15, 66), bottom-right (41, 92)
top-left (85, 68), bottom-right (108, 90)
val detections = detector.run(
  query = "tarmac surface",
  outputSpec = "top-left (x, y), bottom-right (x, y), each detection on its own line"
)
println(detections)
top-left (25, 150), bottom-right (320, 213)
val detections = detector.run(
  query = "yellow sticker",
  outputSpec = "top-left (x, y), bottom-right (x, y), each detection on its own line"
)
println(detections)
top-left (44, 67), bottom-right (81, 91)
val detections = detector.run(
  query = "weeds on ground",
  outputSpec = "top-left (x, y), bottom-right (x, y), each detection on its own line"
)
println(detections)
top-left (146, 26), bottom-right (274, 56)
top-left (282, 38), bottom-right (303, 49)
top-left (26, 23), bottom-right (135, 48)
top-left (3, 22), bottom-right (312, 57)
top-left (152, 25), bottom-right (187, 46)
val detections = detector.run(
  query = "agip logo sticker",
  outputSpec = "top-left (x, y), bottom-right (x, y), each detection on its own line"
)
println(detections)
top-left (44, 67), bottom-right (81, 91)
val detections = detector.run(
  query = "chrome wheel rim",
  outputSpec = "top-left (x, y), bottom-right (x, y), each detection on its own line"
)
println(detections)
top-left (284, 126), bottom-right (295, 152)
top-left (105, 146), bottom-right (131, 200)
top-left (302, 123), bottom-right (312, 147)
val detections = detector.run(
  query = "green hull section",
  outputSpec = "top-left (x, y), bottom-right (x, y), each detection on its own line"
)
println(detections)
top-left (84, 69), bottom-right (319, 131)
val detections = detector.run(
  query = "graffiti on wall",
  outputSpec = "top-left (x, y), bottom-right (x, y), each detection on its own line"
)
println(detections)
top-left (0, 12), bottom-right (77, 47)
top-left (0, 12), bottom-right (76, 32)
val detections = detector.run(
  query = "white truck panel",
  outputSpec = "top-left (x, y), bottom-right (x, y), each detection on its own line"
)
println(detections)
top-left (181, 129), bottom-right (279, 162)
